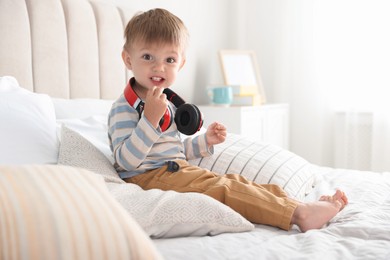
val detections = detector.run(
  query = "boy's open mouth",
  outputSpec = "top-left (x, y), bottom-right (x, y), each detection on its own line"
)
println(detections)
top-left (151, 76), bottom-right (165, 85)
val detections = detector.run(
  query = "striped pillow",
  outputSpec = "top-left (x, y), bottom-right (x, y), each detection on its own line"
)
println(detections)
top-left (0, 165), bottom-right (162, 260)
top-left (189, 134), bottom-right (319, 200)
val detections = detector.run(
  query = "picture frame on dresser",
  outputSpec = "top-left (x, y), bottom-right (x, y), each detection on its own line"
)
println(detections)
top-left (219, 49), bottom-right (266, 104)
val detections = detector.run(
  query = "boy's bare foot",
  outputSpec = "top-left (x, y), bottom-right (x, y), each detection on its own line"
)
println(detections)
top-left (292, 190), bottom-right (348, 232)
top-left (319, 190), bottom-right (348, 210)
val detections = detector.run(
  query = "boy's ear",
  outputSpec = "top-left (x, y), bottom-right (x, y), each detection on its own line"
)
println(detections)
top-left (122, 50), bottom-right (132, 70)
top-left (179, 58), bottom-right (186, 71)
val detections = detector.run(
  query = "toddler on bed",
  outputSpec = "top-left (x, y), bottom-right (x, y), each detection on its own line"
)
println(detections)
top-left (108, 8), bottom-right (348, 232)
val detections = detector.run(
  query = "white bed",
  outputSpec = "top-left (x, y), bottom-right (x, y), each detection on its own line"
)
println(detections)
top-left (1, 0), bottom-right (390, 259)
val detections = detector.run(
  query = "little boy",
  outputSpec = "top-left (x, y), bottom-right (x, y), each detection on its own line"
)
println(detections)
top-left (108, 8), bottom-right (348, 232)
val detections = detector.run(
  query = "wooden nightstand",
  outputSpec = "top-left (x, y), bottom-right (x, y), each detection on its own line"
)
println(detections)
top-left (198, 104), bottom-right (289, 149)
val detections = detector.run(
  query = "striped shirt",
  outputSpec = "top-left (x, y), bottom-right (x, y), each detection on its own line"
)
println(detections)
top-left (108, 94), bottom-right (212, 179)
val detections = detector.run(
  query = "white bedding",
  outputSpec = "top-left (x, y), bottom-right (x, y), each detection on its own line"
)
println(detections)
top-left (2, 77), bottom-right (390, 259)
top-left (154, 168), bottom-right (390, 260)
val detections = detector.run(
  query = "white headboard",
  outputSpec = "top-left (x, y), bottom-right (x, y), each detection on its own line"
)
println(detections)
top-left (0, 0), bottom-right (135, 99)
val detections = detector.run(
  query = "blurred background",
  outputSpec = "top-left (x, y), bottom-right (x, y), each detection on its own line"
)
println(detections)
top-left (113, 0), bottom-right (390, 172)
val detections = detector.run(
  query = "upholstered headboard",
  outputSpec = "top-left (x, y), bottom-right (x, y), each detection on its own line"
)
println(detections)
top-left (0, 0), bottom-right (135, 99)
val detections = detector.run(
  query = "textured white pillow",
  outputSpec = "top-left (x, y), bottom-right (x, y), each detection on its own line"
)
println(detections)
top-left (107, 182), bottom-right (254, 238)
top-left (0, 164), bottom-right (162, 260)
top-left (189, 133), bottom-right (319, 200)
top-left (58, 126), bottom-right (123, 183)
top-left (56, 116), bottom-right (113, 162)
top-left (58, 126), bottom-right (254, 238)
top-left (0, 76), bottom-right (58, 164)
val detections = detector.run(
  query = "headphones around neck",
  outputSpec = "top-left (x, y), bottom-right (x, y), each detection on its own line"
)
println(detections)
top-left (124, 78), bottom-right (203, 135)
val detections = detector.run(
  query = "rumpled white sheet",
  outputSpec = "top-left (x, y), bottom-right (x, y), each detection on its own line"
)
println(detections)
top-left (153, 167), bottom-right (390, 260)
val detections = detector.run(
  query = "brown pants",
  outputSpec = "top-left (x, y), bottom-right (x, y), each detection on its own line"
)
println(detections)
top-left (125, 160), bottom-right (298, 230)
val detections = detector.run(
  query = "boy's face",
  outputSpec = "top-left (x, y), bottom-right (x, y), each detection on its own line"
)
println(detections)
top-left (122, 40), bottom-right (186, 97)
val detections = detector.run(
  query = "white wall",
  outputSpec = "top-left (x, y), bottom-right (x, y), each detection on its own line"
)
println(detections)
top-left (242, 0), bottom-right (328, 165)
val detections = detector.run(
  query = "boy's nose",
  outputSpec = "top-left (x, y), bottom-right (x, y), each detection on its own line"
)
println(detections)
top-left (153, 61), bottom-right (164, 72)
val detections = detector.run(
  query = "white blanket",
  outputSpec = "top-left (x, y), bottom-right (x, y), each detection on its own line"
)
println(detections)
top-left (153, 167), bottom-right (390, 260)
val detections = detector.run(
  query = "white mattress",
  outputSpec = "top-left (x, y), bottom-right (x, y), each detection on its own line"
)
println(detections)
top-left (153, 167), bottom-right (390, 260)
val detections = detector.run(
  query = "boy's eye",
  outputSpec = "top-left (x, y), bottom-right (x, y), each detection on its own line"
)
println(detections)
top-left (166, 58), bottom-right (175, 63)
top-left (142, 54), bottom-right (152, 60)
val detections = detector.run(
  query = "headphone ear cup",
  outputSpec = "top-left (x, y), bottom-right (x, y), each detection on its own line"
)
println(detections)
top-left (174, 104), bottom-right (203, 135)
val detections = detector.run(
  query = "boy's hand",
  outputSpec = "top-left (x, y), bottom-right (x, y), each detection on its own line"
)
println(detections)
top-left (143, 86), bottom-right (168, 128)
top-left (206, 122), bottom-right (227, 147)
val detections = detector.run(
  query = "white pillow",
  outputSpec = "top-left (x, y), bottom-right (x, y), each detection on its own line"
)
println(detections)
top-left (0, 76), bottom-right (58, 164)
top-left (58, 126), bottom-right (123, 183)
top-left (107, 182), bottom-right (254, 238)
top-left (56, 116), bottom-right (113, 162)
top-left (57, 126), bottom-right (254, 238)
top-left (52, 97), bottom-right (114, 119)
top-left (0, 164), bottom-right (162, 260)
top-left (189, 133), bottom-right (319, 200)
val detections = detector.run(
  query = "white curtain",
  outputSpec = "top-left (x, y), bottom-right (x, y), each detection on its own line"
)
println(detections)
top-left (243, 0), bottom-right (390, 171)
top-left (314, 0), bottom-right (390, 171)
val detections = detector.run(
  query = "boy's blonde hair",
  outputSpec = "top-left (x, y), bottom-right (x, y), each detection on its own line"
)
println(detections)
top-left (123, 8), bottom-right (189, 54)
